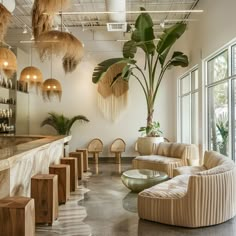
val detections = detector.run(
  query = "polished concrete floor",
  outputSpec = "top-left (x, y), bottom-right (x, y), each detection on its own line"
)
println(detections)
top-left (37, 162), bottom-right (236, 236)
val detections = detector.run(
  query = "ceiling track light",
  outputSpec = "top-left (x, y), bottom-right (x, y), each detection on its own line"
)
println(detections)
top-left (22, 24), bottom-right (28, 34)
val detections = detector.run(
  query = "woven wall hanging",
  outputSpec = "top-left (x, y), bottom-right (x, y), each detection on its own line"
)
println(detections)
top-left (97, 63), bottom-right (129, 121)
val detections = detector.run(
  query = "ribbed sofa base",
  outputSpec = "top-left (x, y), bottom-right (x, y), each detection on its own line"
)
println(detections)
top-left (138, 169), bottom-right (236, 228)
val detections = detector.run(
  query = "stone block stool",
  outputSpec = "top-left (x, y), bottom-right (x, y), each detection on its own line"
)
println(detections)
top-left (31, 174), bottom-right (58, 225)
top-left (76, 148), bottom-right (88, 172)
top-left (49, 164), bottom-right (70, 204)
top-left (0, 196), bottom-right (35, 236)
top-left (61, 157), bottom-right (78, 192)
top-left (69, 152), bottom-right (83, 180)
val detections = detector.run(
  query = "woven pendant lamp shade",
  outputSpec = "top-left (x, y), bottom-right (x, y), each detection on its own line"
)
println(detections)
top-left (19, 66), bottom-right (43, 91)
top-left (0, 3), bottom-right (11, 42)
top-left (0, 48), bottom-right (17, 78)
top-left (42, 78), bottom-right (62, 101)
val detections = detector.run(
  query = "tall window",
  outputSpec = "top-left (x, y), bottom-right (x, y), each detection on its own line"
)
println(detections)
top-left (205, 44), bottom-right (236, 160)
top-left (179, 68), bottom-right (199, 144)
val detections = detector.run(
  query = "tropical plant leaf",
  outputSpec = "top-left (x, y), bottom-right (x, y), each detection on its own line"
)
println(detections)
top-left (92, 58), bottom-right (132, 83)
top-left (157, 23), bottom-right (187, 66)
top-left (67, 115), bottom-right (89, 135)
top-left (41, 112), bottom-right (89, 135)
top-left (167, 51), bottom-right (189, 68)
top-left (131, 7), bottom-right (155, 54)
top-left (123, 40), bottom-right (137, 58)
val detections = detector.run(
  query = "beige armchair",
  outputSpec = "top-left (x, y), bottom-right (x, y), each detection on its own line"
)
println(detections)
top-left (138, 151), bottom-right (236, 227)
top-left (133, 142), bottom-right (199, 177)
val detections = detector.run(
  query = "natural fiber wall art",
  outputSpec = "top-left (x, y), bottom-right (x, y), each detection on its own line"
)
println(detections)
top-left (0, 3), bottom-right (11, 42)
top-left (32, 0), bottom-right (70, 39)
top-left (36, 31), bottom-right (84, 73)
top-left (97, 63), bottom-right (129, 121)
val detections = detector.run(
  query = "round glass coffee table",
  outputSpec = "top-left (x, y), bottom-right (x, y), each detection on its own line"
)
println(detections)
top-left (121, 169), bottom-right (168, 192)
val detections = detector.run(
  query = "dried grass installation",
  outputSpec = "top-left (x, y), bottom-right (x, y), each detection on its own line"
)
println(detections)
top-left (0, 48), bottom-right (17, 79)
top-left (36, 31), bottom-right (84, 73)
top-left (97, 63), bottom-right (129, 121)
top-left (32, 0), bottom-right (70, 39)
top-left (42, 78), bottom-right (62, 101)
top-left (19, 66), bottom-right (43, 92)
top-left (0, 4), bottom-right (11, 42)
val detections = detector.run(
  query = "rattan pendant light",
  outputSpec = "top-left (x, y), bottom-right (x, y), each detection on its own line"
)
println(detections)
top-left (0, 47), bottom-right (17, 78)
top-left (19, 47), bottom-right (43, 92)
top-left (42, 52), bottom-right (62, 101)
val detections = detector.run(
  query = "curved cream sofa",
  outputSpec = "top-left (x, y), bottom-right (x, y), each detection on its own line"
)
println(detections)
top-left (133, 142), bottom-right (199, 178)
top-left (138, 151), bottom-right (236, 228)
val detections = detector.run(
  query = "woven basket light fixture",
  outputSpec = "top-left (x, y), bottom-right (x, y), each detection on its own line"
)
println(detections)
top-left (0, 47), bottom-right (17, 78)
top-left (42, 78), bottom-right (62, 101)
top-left (32, 0), bottom-right (70, 39)
top-left (0, 3), bottom-right (11, 42)
top-left (19, 66), bottom-right (43, 91)
top-left (36, 30), bottom-right (84, 73)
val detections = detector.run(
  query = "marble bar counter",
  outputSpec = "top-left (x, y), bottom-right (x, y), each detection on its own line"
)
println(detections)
top-left (0, 135), bottom-right (71, 198)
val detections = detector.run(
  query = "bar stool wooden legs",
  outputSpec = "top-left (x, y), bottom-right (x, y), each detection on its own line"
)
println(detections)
top-left (76, 148), bottom-right (88, 172)
top-left (49, 164), bottom-right (70, 204)
top-left (61, 158), bottom-right (78, 191)
top-left (31, 174), bottom-right (58, 225)
top-left (69, 152), bottom-right (83, 180)
top-left (0, 196), bottom-right (35, 236)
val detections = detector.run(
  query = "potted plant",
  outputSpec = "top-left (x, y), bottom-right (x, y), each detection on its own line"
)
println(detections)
top-left (92, 8), bottom-right (188, 154)
top-left (41, 112), bottom-right (89, 135)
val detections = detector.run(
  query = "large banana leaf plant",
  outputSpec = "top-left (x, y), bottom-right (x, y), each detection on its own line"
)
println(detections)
top-left (92, 8), bottom-right (188, 136)
top-left (41, 112), bottom-right (89, 135)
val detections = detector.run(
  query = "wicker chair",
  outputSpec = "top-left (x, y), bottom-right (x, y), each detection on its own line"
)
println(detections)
top-left (110, 138), bottom-right (126, 164)
top-left (87, 138), bottom-right (103, 164)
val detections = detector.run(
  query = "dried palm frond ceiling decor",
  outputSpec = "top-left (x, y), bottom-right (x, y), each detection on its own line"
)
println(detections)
top-left (42, 78), bottom-right (62, 102)
top-left (97, 63), bottom-right (129, 121)
top-left (32, 0), bottom-right (70, 39)
top-left (0, 3), bottom-right (11, 42)
top-left (36, 31), bottom-right (84, 73)
top-left (19, 66), bottom-right (43, 92)
top-left (0, 47), bottom-right (17, 79)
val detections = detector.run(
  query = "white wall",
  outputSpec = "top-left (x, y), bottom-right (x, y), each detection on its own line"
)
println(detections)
top-left (15, 29), bottom-right (178, 157)
top-left (172, 0), bottom-right (236, 153)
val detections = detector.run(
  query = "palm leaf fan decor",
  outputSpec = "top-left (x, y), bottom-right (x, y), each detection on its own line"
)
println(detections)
top-left (36, 31), bottom-right (84, 73)
top-left (97, 62), bottom-right (129, 121)
top-left (32, 0), bottom-right (70, 39)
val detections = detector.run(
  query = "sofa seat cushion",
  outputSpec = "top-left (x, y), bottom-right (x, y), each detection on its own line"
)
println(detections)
top-left (173, 166), bottom-right (206, 176)
top-left (139, 175), bottom-right (190, 199)
top-left (135, 155), bottom-right (182, 164)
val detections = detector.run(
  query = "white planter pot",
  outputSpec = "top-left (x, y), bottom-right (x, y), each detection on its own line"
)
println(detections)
top-left (137, 137), bottom-right (164, 155)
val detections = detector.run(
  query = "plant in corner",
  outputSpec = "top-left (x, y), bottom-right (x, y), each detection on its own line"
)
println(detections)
top-left (92, 8), bottom-right (188, 153)
top-left (41, 112), bottom-right (89, 135)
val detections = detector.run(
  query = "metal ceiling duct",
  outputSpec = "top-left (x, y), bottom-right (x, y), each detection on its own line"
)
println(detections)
top-left (105, 0), bottom-right (127, 32)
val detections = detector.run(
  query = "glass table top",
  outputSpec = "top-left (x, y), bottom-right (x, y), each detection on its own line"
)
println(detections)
top-left (122, 169), bottom-right (167, 180)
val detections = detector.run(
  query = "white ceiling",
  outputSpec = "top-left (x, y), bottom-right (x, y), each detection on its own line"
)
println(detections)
top-left (4, 0), bottom-right (200, 50)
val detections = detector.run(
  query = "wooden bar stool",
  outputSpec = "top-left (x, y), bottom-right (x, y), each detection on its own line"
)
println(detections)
top-left (49, 164), bottom-right (70, 204)
top-left (61, 157), bottom-right (78, 191)
top-left (76, 148), bottom-right (88, 172)
top-left (69, 152), bottom-right (83, 180)
top-left (0, 196), bottom-right (35, 236)
top-left (87, 138), bottom-right (103, 164)
top-left (31, 174), bottom-right (58, 225)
